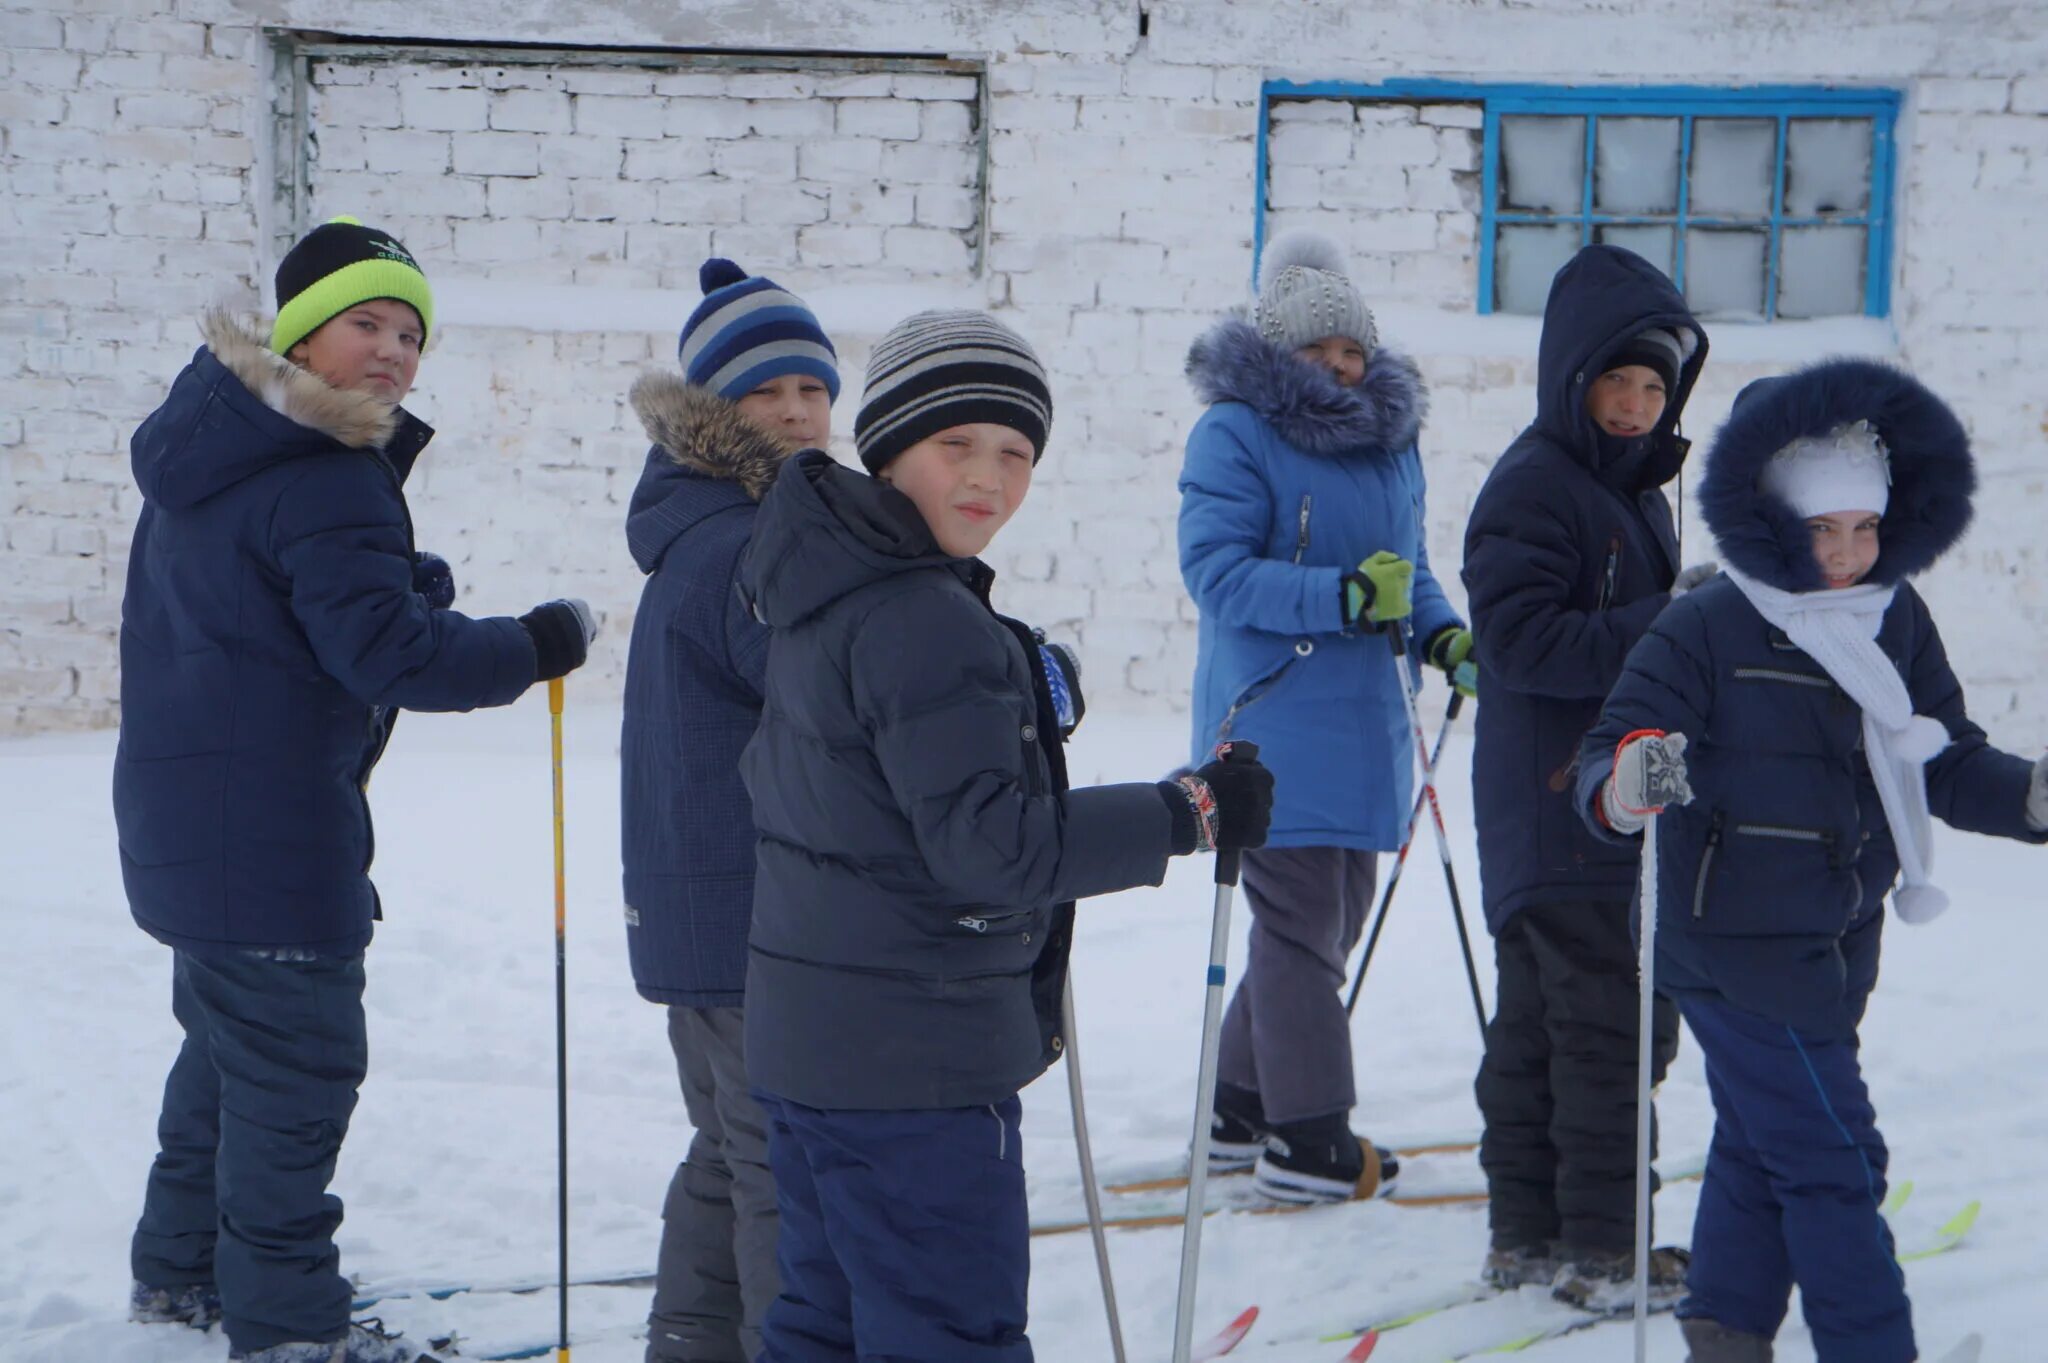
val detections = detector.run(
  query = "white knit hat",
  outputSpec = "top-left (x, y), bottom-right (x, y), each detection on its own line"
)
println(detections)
top-left (1253, 230), bottom-right (1376, 357)
top-left (1759, 420), bottom-right (1891, 519)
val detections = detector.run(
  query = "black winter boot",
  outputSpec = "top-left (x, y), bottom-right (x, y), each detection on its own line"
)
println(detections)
top-left (1679, 1316), bottom-right (1774, 1362)
top-left (1253, 1112), bottom-right (1401, 1204)
top-left (1480, 1241), bottom-right (1564, 1289)
top-left (1209, 1081), bottom-right (1269, 1173)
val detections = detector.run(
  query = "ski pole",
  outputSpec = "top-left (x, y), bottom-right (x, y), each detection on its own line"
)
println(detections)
top-left (1632, 768), bottom-right (1666, 1363)
top-left (548, 677), bottom-right (570, 1363)
top-left (1387, 629), bottom-right (1488, 1042)
top-left (1171, 741), bottom-right (1259, 1363)
top-left (1345, 691), bottom-right (1463, 1018)
top-left (1061, 976), bottom-right (1127, 1363)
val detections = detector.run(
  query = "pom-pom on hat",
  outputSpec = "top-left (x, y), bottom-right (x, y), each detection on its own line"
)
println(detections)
top-left (1253, 229), bottom-right (1377, 357)
top-left (1759, 419), bottom-right (1893, 519)
top-left (855, 310), bottom-right (1052, 474)
top-left (678, 258), bottom-right (840, 402)
top-left (272, 215), bottom-right (434, 355)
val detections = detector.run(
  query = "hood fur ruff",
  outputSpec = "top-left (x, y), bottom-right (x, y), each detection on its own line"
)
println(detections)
top-left (1186, 317), bottom-right (1427, 457)
top-left (629, 372), bottom-right (794, 502)
top-left (199, 308), bottom-right (400, 451)
top-left (1700, 358), bottom-right (1974, 592)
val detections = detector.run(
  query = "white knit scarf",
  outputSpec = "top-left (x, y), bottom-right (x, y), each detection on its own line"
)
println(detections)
top-left (1724, 566), bottom-right (1952, 924)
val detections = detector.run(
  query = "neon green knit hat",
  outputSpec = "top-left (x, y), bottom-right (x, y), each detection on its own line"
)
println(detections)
top-left (271, 215), bottom-right (435, 354)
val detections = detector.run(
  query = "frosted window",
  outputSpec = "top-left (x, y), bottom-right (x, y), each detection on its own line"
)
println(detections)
top-left (1778, 226), bottom-right (1866, 317)
top-left (1597, 224), bottom-right (1675, 279)
top-left (1786, 119), bottom-right (1872, 216)
top-left (1685, 229), bottom-right (1767, 318)
top-left (1690, 119), bottom-right (1776, 218)
top-left (1595, 118), bottom-right (1680, 215)
top-left (1500, 117), bottom-right (1585, 214)
top-left (1496, 223), bottom-right (1582, 314)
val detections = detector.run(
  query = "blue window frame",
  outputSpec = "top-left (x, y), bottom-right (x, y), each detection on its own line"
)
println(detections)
top-left (1256, 80), bottom-right (1901, 322)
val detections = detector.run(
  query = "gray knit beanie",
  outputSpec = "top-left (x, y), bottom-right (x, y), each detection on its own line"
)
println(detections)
top-left (855, 310), bottom-right (1053, 473)
top-left (1254, 229), bottom-right (1377, 358)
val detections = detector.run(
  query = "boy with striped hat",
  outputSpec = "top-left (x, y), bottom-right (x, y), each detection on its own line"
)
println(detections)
top-left (735, 311), bottom-right (1275, 1361)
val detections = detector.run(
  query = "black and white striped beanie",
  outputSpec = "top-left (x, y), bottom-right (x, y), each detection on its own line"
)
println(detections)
top-left (854, 310), bottom-right (1053, 473)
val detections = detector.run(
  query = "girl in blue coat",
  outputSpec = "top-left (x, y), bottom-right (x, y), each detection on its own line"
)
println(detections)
top-left (1179, 231), bottom-right (1470, 1204)
top-left (1580, 359), bottom-right (2048, 1362)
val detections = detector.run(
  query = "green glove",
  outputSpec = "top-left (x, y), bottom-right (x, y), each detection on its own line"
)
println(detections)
top-left (1341, 551), bottom-right (1414, 627)
top-left (1428, 626), bottom-right (1478, 699)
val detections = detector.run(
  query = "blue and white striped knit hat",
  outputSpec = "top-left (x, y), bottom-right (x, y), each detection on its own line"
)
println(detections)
top-left (854, 310), bottom-right (1052, 473)
top-left (677, 258), bottom-right (839, 402)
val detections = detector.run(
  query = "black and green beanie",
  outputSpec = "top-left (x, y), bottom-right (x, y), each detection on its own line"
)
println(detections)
top-left (272, 215), bottom-right (435, 354)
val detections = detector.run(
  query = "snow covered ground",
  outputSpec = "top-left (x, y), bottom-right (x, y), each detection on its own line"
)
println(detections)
top-left (4, 698), bottom-right (2039, 1361)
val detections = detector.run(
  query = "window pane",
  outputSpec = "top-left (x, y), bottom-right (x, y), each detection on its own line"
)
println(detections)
top-left (1785, 119), bottom-right (1872, 216)
top-left (1777, 226), bottom-right (1867, 318)
top-left (1598, 224), bottom-right (1675, 279)
top-left (1500, 116), bottom-right (1586, 214)
top-left (1685, 228), bottom-right (1767, 319)
top-left (1496, 223), bottom-right (1583, 314)
top-left (1595, 118), bottom-right (1680, 215)
top-left (1690, 118), bottom-right (1776, 218)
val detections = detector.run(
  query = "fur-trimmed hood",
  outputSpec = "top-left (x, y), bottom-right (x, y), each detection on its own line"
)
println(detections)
top-left (624, 372), bottom-right (800, 575)
top-left (1185, 317), bottom-right (1427, 458)
top-left (131, 310), bottom-right (430, 511)
top-left (630, 371), bottom-right (793, 501)
top-left (1700, 358), bottom-right (1974, 592)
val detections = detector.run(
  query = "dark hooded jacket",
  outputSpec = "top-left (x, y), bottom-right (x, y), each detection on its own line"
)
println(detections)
top-left (738, 451), bottom-right (1177, 1110)
top-left (619, 375), bottom-right (792, 1006)
top-left (1579, 359), bottom-right (2047, 1034)
top-left (1462, 245), bottom-right (1709, 931)
top-left (115, 312), bottom-right (537, 958)
top-left (1179, 319), bottom-right (1459, 850)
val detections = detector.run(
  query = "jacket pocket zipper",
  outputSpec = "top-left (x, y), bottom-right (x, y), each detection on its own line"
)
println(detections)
top-left (1595, 535), bottom-right (1621, 610)
top-left (1692, 811), bottom-right (1725, 919)
top-left (1217, 657), bottom-right (1298, 741)
top-left (1293, 495), bottom-right (1312, 564)
top-left (1733, 667), bottom-right (1834, 689)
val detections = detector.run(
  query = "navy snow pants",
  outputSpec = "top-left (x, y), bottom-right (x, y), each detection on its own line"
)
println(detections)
top-left (756, 1092), bottom-right (1031, 1363)
top-left (1677, 993), bottom-right (1914, 1363)
top-left (131, 948), bottom-right (368, 1355)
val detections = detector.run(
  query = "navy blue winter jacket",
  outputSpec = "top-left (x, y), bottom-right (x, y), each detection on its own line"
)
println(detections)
top-left (115, 312), bottom-right (538, 957)
top-left (1463, 246), bottom-right (1709, 932)
top-left (619, 375), bottom-right (790, 1006)
top-left (737, 451), bottom-right (1179, 1110)
top-left (1580, 360), bottom-right (2047, 1034)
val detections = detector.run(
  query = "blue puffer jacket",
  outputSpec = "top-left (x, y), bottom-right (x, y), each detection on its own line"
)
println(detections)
top-left (1179, 320), bottom-right (1460, 851)
top-left (115, 312), bottom-right (538, 957)
top-left (619, 375), bottom-right (791, 1007)
top-left (1463, 245), bottom-right (1709, 932)
top-left (1580, 360), bottom-right (2047, 1034)
top-left (737, 451), bottom-right (1179, 1111)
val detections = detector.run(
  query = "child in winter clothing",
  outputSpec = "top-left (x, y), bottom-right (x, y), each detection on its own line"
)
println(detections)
top-left (1580, 359), bottom-right (2048, 1363)
top-left (738, 310), bottom-right (1274, 1363)
top-left (118, 217), bottom-right (595, 1363)
top-left (620, 258), bottom-right (838, 1363)
top-left (1179, 230), bottom-right (1467, 1205)
top-left (1460, 244), bottom-right (1712, 1303)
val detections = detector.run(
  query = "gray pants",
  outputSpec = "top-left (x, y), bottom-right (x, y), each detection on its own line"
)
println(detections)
top-left (648, 1005), bottom-right (779, 1363)
top-left (1217, 846), bottom-right (1378, 1126)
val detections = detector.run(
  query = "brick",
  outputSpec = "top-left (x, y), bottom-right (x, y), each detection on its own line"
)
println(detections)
top-left (922, 100), bottom-right (974, 143)
top-left (724, 70), bottom-right (813, 100)
top-left (828, 182), bottom-right (915, 226)
top-left (836, 97), bottom-right (923, 139)
top-left (356, 129), bottom-right (451, 174)
top-left (914, 185), bottom-right (979, 230)
top-left (202, 208), bottom-right (256, 243)
top-left (712, 139), bottom-right (797, 179)
top-left (161, 55), bottom-right (248, 93)
top-left (1419, 102), bottom-right (1484, 130)
top-left (739, 98), bottom-right (833, 137)
top-left (624, 223), bottom-right (713, 268)
top-left (537, 134), bottom-right (623, 179)
top-left (2, 10), bottom-right (67, 46)
top-left (451, 131), bottom-right (540, 176)
top-left (661, 96), bottom-right (759, 139)
top-left (453, 219), bottom-right (542, 263)
top-left (813, 72), bottom-right (893, 98)
top-left (570, 178), bottom-right (659, 222)
top-left (623, 139), bottom-right (713, 181)
top-left (315, 82), bottom-right (402, 129)
top-left (491, 88), bottom-right (571, 133)
top-left (650, 71), bottom-right (728, 97)
top-left (11, 48), bottom-right (83, 88)
top-left (485, 175), bottom-right (572, 219)
top-left (742, 185), bottom-right (828, 226)
top-left (1124, 63), bottom-right (1213, 100)
top-left (402, 85), bottom-right (488, 132)
top-left (707, 224), bottom-right (796, 264)
top-left (1268, 120), bottom-right (1352, 166)
top-left (796, 223), bottom-right (885, 267)
top-left (797, 137), bottom-right (886, 183)
top-left (1919, 77), bottom-right (2011, 113)
top-left (893, 73), bottom-right (977, 101)
top-left (880, 141), bottom-right (975, 185)
top-left (81, 52), bottom-right (162, 88)
top-left (558, 68), bottom-right (653, 96)
top-left (655, 180), bottom-right (747, 225)
top-left (2012, 77), bottom-right (2048, 113)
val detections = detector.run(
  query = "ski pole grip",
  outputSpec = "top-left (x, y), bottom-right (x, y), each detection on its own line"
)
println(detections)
top-left (1210, 741), bottom-right (1258, 888)
top-left (1387, 624), bottom-right (1408, 658)
top-left (1447, 691), bottom-right (1466, 721)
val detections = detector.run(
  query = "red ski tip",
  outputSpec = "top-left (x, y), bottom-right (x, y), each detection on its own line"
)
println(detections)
top-left (1343, 1328), bottom-right (1380, 1360)
top-left (1192, 1305), bottom-right (1260, 1360)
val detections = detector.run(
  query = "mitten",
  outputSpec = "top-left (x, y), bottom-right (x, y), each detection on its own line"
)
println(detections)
top-left (1038, 639), bottom-right (1085, 737)
top-left (1602, 730), bottom-right (1693, 834)
top-left (2028, 754), bottom-right (2047, 832)
top-left (412, 551), bottom-right (455, 610)
top-left (1426, 625), bottom-right (1478, 699)
top-left (1160, 742), bottom-right (1275, 855)
top-left (1671, 561), bottom-right (1719, 597)
top-left (520, 598), bottom-right (598, 682)
top-left (1340, 551), bottom-right (1414, 627)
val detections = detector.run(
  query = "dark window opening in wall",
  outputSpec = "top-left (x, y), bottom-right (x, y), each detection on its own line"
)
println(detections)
top-left (1258, 80), bottom-right (1900, 323)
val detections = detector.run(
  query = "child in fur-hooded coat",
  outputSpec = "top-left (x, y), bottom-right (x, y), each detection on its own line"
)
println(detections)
top-left (1176, 230), bottom-right (1467, 1202)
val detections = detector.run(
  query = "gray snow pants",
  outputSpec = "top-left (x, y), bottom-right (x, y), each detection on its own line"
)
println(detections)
top-left (647, 1004), bottom-right (779, 1363)
top-left (1216, 845), bottom-right (1378, 1126)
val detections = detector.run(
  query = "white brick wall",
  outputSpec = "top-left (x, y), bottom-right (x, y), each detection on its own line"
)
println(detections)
top-left (4, 0), bottom-right (2047, 749)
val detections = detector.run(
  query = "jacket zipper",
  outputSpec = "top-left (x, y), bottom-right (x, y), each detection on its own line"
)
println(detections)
top-left (1217, 656), bottom-right (1299, 742)
top-left (1595, 535), bottom-right (1621, 610)
top-left (1293, 495), bottom-right (1312, 565)
top-left (1733, 667), bottom-right (1833, 689)
top-left (1692, 810), bottom-right (1725, 919)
